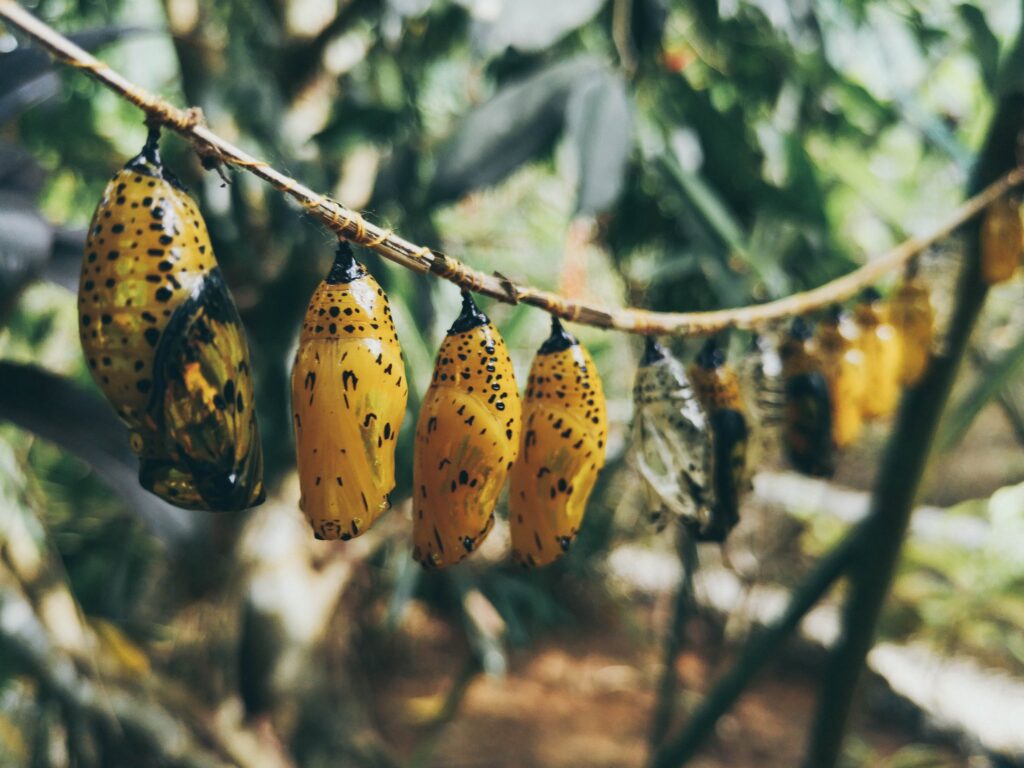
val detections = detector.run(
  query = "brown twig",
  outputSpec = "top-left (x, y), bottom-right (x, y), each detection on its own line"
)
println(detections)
top-left (1, 0), bottom-right (1022, 336)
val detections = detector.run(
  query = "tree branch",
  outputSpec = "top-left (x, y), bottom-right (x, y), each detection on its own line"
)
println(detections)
top-left (1, 0), bottom-right (1021, 335)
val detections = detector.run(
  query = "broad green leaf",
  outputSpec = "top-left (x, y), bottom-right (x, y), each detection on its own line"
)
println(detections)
top-left (0, 362), bottom-right (196, 548)
top-left (938, 331), bottom-right (1024, 451)
top-left (567, 70), bottom-right (634, 216)
top-left (430, 56), bottom-right (603, 202)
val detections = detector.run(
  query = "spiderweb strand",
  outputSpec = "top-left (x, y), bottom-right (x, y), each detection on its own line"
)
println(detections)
top-left (2, 0), bottom-right (1022, 336)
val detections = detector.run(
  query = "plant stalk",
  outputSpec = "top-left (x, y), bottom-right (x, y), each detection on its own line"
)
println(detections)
top-left (802, 49), bottom-right (1024, 768)
top-left (649, 526), bottom-right (699, 750)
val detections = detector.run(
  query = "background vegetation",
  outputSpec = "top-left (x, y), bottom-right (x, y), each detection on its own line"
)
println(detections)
top-left (1, 0), bottom-right (1023, 765)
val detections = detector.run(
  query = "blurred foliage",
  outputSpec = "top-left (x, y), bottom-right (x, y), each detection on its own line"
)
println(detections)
top-left (1, 0), bottom-right (1024, 765)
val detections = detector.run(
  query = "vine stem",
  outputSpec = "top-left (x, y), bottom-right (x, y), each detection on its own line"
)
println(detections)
top-left (2, 0), bottom-right (1023, 335)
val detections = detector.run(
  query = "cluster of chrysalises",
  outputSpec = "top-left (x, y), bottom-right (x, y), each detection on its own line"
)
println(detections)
top-left (80, 135), bottom-right (611, 567)
top-left (294, 280), bottom-right (608, 569)
top-left (85, 133), bottom-right (1012, 555)
top-left (630, 272), bottom-right (939, 539)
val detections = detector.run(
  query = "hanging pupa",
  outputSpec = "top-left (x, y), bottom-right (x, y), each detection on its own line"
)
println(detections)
top-left (291, 242), bottom-right (407, 540)
top-left (888, 262), bottom-right (935, 387)
top-left (78, 128), bottom-right (264, 511)
top-left (780, 318), bottom-right (835, 478)
top-left (980, 196), bottom-right (1022, 285)
top-left (739, 332), bottom-right (786, 478)
top-left (508, 318), bottom-right (607, 567)
top-left (854, 288), bottom-right (901, 420)
top-left (412, 292), bottom-right (522, 568)
top-left (631, 337), bottom-right (715, 532)
top-left (816, 306), bottom-right (867, 449)
top-left (687, 338), bottom-right (749, 542)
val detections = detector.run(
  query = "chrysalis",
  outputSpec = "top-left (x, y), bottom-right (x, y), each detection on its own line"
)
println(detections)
top-left (508, 318), bottom-right (607, 567)
top-left (79, 129), bottom-right (263, 511)
top-left (854, 289), bottom-right (901, 420)
top-left (816, 307), bottom-right (867, 449)
top-left (739, 332), bottom-right (786, 478)
top-left (889, 265), bottom-right (935, 387)
top-left (631, 337), bottom-right (715, 532)
top-left (780, 318), bottom-right (835, 478)
top-left (687, 339), bottom-right (749, 542)
top-left (980, 196), bottom-right (1022, 285)
top-left (412, 292), bottom-right (522, 568)
top-left (291, 242), bottom-right (407, 540)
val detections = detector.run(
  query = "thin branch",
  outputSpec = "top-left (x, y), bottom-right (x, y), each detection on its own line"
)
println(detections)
top-left (1, 0), bottom-right (1022, 335)
top-left (648, 526), bottom-right (698, 750)
top-left (650, 518), bottom-right (867, 768)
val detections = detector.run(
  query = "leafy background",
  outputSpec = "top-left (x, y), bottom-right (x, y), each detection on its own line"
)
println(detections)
top-left (1, 0), bottom-right (1023, 766)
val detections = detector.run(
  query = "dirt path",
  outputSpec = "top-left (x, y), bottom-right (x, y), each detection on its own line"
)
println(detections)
top-left (370, 601), bottom-right (960, 768)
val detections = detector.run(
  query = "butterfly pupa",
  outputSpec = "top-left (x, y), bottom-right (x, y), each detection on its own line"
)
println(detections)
top-left (291, 242), bottom-right (407, 540)
top-left (888, 265), bottom-right (935, 387)
top-left (854, 289), bottom-right (901, 420)
top-left (687, 338), bottom-right (749, 543)
top-left (412, 292), bottom-right (522, 569)
top-left (780, 318), bottom-right (835, 478)
top-left (739, 332), bottom-right (786, 479)
top-left (980, 196), bottom-right (1022, 285)
top-left (509, 318), bottom-right (607, 567)
top-left (79, 128), bottom-right (264, 511)
top-left (816, 306), bottom-right (867, 449)
top-left (631, 337), bottom-right (715, 533)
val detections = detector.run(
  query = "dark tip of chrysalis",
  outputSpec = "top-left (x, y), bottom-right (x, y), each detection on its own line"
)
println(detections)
top-left (126, 125), bottom-right (164, 174)
top-left (789, 316), bottom-right (814, 340)
top-left (325, 241), bottom-right (367, 284)
top-left (860, 286), bottom-right (882, 303)
top-left (448, 291), bottom-right (489, 334)
top-left (125, 124), bottom-right (186, 190)
top-left (640, 336), bottom-right (668, 366)
top-left (538, 316), bottom-right (577, 354)
top-left (695, 337), bottom-right (726, 369)
top-left (905, 257), bottom-right (920, 280)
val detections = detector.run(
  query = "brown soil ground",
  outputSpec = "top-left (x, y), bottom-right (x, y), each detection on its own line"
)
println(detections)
top-left (371, 600), bottom-right (961, 768)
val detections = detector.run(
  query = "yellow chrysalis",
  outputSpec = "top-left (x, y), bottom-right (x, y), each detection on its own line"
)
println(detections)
top-left (509, 318), bottom-right (607, 567)
top-left (412, 293), bottom-right (522, 568)
top-left (291, 242), bottom-right (407, 540)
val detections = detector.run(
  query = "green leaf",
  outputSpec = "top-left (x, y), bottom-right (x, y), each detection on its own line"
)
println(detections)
top-left (567, 71), bottom-right (634, 216)
top-left (659, 141), bottom-right (747, 255)
top-left (430, 56), bottom-right (603, 203)
top-left (957, 5), bottom-right (1000, 92)
top-left (0, 362), bottom-right (197, 548)
top-left (938, 330), bottom-right (1024, 452)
